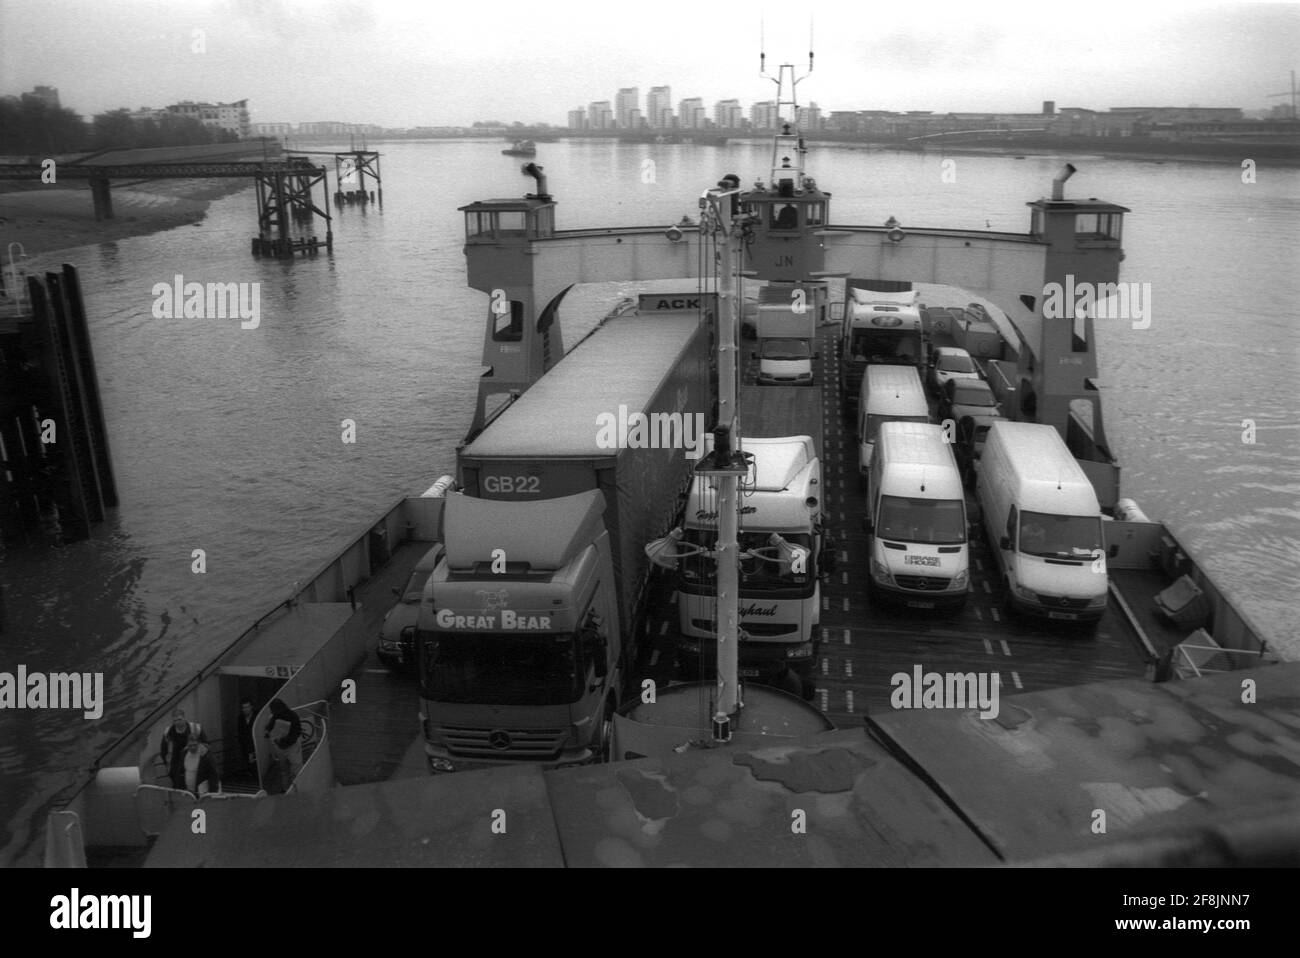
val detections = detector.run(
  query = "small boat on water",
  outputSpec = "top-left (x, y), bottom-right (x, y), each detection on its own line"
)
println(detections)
top-left (502, 139), bottom-right (536, 156)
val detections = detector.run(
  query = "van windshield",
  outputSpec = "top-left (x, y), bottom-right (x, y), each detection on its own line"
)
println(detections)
top-left (865, 414), bottom-right (928, 442)
top-left (937, 354), bottom-right (975, 373)
top-left (418, 631), bottom-right (583, 705)
top-left (1018, 511), bottom-right (1104, 559)
top-left (761, 339), bottom-right (810, 361)
top-left (877, 496), bottom-right (966, 544)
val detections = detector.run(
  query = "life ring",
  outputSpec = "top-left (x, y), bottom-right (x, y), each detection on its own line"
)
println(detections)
top-left (887, 227), bottom-right (905, 244)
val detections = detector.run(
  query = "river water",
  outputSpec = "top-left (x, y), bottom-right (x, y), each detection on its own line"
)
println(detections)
top-left (2, 140), bottom-right (1297, 866)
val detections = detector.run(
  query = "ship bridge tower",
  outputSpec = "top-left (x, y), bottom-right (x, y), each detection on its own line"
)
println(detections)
top-left (459, 163), bottom-right (566, 436)
top-left (740, 56), bottom-right (832, 316)
top-left (1024, 164), bottom-right (1130, 464)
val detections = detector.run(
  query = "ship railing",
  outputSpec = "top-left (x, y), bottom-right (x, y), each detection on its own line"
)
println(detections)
top-left (1169, 631), bottom-right (1277, 681)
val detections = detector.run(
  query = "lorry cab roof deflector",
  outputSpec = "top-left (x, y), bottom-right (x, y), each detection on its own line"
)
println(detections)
top-left (443, 489), bottom-right (606, 571)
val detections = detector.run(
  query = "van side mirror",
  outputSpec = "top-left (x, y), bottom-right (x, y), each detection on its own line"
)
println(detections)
top-left (999, 535), bottom-right (1011, 551)
top-left (1108, 544), bottom-right (1119, 558)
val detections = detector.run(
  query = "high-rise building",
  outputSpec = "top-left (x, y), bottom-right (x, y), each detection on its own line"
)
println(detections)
top-left (646, 86), bottom-right (673, 128)
top-left (588, 101), bottom-right (614, 129)
top-left (615, 87), bottom-right (639, 128)
top-left (568, 108), bottom-right (587, 130)
top-left (795, 102), bottom-right (822, 131)
top-left (678, 97), bottom-right (705, 129)
top-left (714, 99), bottom-right (743, 129)
top-left (751, 100), bottom-right (780, 130)
top-left (24, 85), bottom-right (60, 109)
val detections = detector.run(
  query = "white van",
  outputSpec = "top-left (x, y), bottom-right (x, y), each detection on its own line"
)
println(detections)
top-left (865, 422), bottom-right (969, 610)
top-left (858, 365), bottom-right (929, 488)
top-left (976, 421), bottom-right (1114, 627)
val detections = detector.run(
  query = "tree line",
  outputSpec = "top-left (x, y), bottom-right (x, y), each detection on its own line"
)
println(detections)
top-left (0, 100), bottom-right (239, 156)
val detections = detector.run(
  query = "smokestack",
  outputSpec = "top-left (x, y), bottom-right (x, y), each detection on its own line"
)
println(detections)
top-left (1051, 163), bottom-right (1076, 201)
top-left (521, 162), bottom-right (549, 200)
top-left (1042, 100), bottom-right (1056, 117)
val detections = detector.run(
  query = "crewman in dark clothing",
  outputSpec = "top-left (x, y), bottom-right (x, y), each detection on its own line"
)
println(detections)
top-left (236, 698), bottom-right (257, 780)
top-left (159, 708), bottom-right (207, 790)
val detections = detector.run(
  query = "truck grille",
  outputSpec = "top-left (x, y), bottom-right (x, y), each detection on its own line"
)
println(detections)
top-left (438, 725), bottom-right (566, 759)
top-left (691, 619), bottom-right (799, 637)
top-left (894, 575), bottom-right (952, 591)
top-left (1034, 594), bottom-right (1091, 610)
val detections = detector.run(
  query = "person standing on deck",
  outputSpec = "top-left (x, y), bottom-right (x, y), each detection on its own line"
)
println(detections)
top-left (236, 698), bottom-right (258, 781)
top-left (182, 737), bottom-right (220, 797)
top-left (159, 709), bottom-right (206, 790)
top-left (264, 698), bottom-right (303, 791)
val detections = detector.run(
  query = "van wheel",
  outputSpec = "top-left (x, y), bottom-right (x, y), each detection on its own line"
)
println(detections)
top-left (595, 702), bottom-right (615, 764)
top-left (1001, 582), bottom-right (1017, 619)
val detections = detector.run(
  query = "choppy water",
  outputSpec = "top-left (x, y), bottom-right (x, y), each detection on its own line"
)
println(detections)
top-left (2, 140), bottom-right (1297, 866)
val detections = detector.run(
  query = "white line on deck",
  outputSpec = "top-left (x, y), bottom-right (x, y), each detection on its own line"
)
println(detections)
top-left (973, 606), bottom-right (982, 621)
top-left (822, 658), bottom-right (829, 675)
top-left (843, 629), bottom-right (851, 645)
top-left (660, 621), bottom-right (668, 635)
top-left (843, 597), bottom-right (850, 611)
top-left (822, 595), bottom-right (829, 611)
top-left (841, 550), bottom-right (848, 563)
top-left (841, 571), bottom-right (848, 585)
top-left (820, 689), bottom-right (829, 712)
top-left (670, 593), bottom-right (678, 605)
top-left (846, 690), bottom-right (855, 712)
top-left (364, 669), bottom-right (391, 674)
top-left (650, 649), bottom-right (661, 666)
top-left (990, 607), bottom-right (1001, 623)
top-left (845, 660), bottom-right (853, 678)
top-left (982, 581), bottom-right (991, 593)
top-left (1011, 671), bottom-right (1023, 689)
top-left (982, 637), bottom-right (993, 656)
top-left (1000, 639), bottom-right (1011, 657)
top-left (975, 558), bottom-right (983, 571)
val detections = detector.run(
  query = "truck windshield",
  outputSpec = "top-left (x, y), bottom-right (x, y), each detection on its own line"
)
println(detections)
top-left (937, 354), bottom-right (976, 373)
top-left (679, 529), bottom-right (815, 587)
top-left (418, 630), bottom-right (583, 706)
top-left (876, 496), bottom-right (966, 544)
top-left (849, 329), bottom-right (919, 364)
top-left (761, 339), bottom-right (810, 361)
top-left (1018, 511), bottom-right (1104, 559)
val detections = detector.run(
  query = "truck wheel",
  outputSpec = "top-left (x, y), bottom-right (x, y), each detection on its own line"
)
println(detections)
top-left (800, 673), bottom-right (817, 702)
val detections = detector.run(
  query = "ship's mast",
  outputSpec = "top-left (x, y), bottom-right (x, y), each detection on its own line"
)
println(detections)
top-left (698, 182), bottom-right (749, 738)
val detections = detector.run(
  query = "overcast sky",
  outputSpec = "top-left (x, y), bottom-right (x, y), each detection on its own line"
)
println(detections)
top-left (1, 0), bottom-right (1296, 127)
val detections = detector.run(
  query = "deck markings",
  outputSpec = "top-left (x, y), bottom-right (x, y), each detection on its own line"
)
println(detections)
top-left (999, 639), bottom-right (1011, 656)
top-left (845, 659), bottom-right (853, 678)
top-left (822, 658), bottom-right (829, 675)
top-left (975, 558), bottom-right (983, 571)
top-left (843, 597), bottom-right (850, 611)
top-left (982, 581), bottom-right (991, 593)
top-left (660, 621), bottom-right (669, 635)
top-left (990, 607), bottom-right (1001, 623)
top-left (650, 649), bottom-right (661, 666)
top-left (846, 690), bottom-right (855, 713)
top-left (841, 571), bottom-right (848, 585)
top-left (841, 550), bottom-right (849, 563)
top-left (820, 689), bottom-right (829, 713)
top-left (1011, 671), bottom-right (1023, 689)
top-left (982, 637), bottom-right (993, 656)
top-left (364, 669), bottom-right (391, 675)
top-left (843, 628), bottom-right (851, 645)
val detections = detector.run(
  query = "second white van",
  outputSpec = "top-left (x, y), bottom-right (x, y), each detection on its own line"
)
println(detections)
top-left (976, 421), bottom-right (1114, 627)
top-left (858, 364), bottom-right (929, 489)
top-left (865, 422), bottom-right (969, 611)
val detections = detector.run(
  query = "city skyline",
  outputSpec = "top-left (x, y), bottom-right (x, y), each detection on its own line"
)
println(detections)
top-left (0, 0), bottom-right (1295, 130)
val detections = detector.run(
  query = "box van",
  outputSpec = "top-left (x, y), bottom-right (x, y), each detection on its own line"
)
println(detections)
top-left (377, 542), bottom-right (445, 670)
top-left (865, 422), bottom-right (969, 610)
top-left (976, 421), bottom-right (1114, 627)
top-left (858, 365), bottom-right (929, 488)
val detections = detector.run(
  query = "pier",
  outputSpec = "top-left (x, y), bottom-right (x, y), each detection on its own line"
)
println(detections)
top-left (0, 259), bottom-right (117, 546)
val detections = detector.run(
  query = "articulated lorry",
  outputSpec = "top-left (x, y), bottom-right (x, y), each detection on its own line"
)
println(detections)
top-left (840, 286), bottom-right (925, 417)
top-left (675, 434), bottom-right (825, 698)
top-left (416, 312), bottom-right (708, 771)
